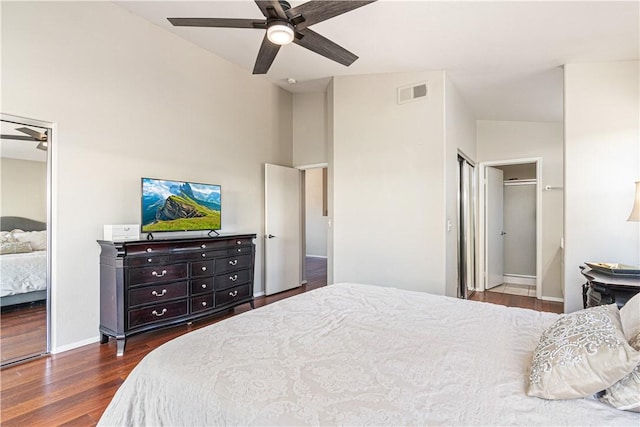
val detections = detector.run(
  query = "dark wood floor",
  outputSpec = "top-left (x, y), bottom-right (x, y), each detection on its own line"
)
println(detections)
top-left (1, 259), bottom-right (562, 426)
top-left (0, 302), bottom-right (47, 365)
top-left (469, 290), bottom-right (563, 314)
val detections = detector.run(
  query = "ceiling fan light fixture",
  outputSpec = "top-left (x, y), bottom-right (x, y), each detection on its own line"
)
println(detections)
top-left (267, 22), bottom-right (294, 45)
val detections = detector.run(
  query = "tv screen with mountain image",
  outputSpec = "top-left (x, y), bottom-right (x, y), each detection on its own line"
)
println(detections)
top-left (141, 178), bottom-right (221, 232)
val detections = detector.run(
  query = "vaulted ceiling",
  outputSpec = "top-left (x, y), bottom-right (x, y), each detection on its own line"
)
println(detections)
top-left (117, 1), bottom-right (639, 122)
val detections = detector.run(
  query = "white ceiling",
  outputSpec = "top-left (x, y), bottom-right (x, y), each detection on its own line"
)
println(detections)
top-left (116, 1), bottom-right (639, 122)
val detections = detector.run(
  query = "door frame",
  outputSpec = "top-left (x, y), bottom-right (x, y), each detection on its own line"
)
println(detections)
top-left (478, 157), bottom-right (542, 299)
top-left (1, 113), bottom-right (55, 360)
top-left (297, 162), bottom-right (329, 285)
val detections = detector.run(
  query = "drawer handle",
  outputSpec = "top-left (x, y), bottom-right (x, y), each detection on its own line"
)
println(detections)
top-left (201, 244), bottom-right (206, 249)
top-left (152, 308), bottom-right (167, 317)
top-left (229, 274), bottom-right (238, 282)
top-left (152, 270), bottom-right (167, 277)
top-left (201, 253), bottom-right (206, 258)
top-left (236, 240), bottom-right (241, 245)
top-left (151, 289), bottom-right (167, 297)
top-left (237, 249), bottom-right (241, 253)
top-left (146, 248), bottom-right (153, 253)
top-left (201, 301), bottom-right (207, 307)
top-left (201, 284), bottom-right (207, 289)
top-left (228, 260), bottom-right (238, 266)
top-left (229, 290), bottom-right (238, 297)
top-left (147, 258), bottom-right (153, 263)
top-left (201, 266), bottom-right (207, 271)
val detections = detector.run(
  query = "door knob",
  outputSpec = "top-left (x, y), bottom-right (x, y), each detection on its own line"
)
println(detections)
top-left (267, 234), bottom-right (276, 239)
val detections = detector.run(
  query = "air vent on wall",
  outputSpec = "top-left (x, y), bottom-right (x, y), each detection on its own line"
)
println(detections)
top-left (397, 82), bottom-right (428, 105)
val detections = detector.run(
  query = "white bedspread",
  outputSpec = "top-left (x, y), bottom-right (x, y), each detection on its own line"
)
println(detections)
top-left (0, 250), bottom-right (47, 297)
top-left (99, 283), bottom-right (640, 426)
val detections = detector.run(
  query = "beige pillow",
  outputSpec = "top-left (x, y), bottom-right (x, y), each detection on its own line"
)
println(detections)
top-left (620, 292), bottom-right (640, 347)
top-left (527, 304), bottom-right (640, 399)
top-left (0, 241), bottom-right (33, 254)
top-left (12, 230), bottom-right (47, 251)
top-left (599, 365), bottom-right (640, 412)
top-left (599, 294), bottom-right (640, 412)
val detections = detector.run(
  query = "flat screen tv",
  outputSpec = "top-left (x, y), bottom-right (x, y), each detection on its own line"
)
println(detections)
top-left (141, 178), bottom-right (221, 233)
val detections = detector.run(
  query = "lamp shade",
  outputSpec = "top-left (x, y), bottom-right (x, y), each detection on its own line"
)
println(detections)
top-left (628, 181), bottom-right (640, 221)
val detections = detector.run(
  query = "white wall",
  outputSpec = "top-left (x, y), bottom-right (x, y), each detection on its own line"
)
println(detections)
top-left (304, 168), bottom-right (327, 257)
top-left (477, 120), bottom-right (564, 299)
top-left (293, 92), bottom-right (327, 167)
top-left (444, 75), bottom-right (477, 297)
top-left (330, 71), bottom-right (447, 294)
top-left (1, 158), bottom-right (47, 222)
top-left (2, 2), bottom-right (292, 351)
top-left (564, 61), bottom-right (640, 313)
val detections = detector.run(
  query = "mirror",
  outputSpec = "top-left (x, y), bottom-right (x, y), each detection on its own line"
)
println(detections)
top-left (0, 116), bottom-right (50, 366)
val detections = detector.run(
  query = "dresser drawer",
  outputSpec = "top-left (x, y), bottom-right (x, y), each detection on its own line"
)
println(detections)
top-left (172, 239), bottom-right (229, 253)
top-left (128, 281), bottom-right (188, 307)
top-left (215, 254), bottom-right (252, 274)
top-left (216, 284), bottom-right (251, 307)
top-left (191, 260), bottom-right (215, 277)
top-left (125, 255), bottom-right (170, 267)
top-left (128, 300), bottom-right (188, 329)
top-left (215, 269), bottom-right (251, 290)
top-left (191, 277), bottom-right (214, 295)
top-left (191, 294), bottom-right (215, 313)
top-left (129, 263), bottom-right (188, 285)
top-left (229, 237), bottom-right (253, 247)
top-left (126, 243), bottom-right (172, 256)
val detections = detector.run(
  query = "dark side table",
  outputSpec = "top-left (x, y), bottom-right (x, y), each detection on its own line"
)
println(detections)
top-left (580, 265), bottom-right (640, 309)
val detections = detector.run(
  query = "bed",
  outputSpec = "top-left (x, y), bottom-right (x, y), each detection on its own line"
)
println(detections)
top-left (98, 283), bottom-right (640, 426)
top-left (0, 216), bottom-right (48, 307)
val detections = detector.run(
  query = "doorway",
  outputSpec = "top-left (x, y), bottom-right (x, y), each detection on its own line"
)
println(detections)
top-left (457, 154), bottom-right (476, 298)
top-left (479, 158), bottom-right (542, 299)
top-left (0, 114), bottom-right (52, 366)
top-left (302, 166), bottom-right (328, 289)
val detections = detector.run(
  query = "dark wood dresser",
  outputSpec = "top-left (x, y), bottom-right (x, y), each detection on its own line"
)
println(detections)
top-left (98, 234), bottom-right (256, 355)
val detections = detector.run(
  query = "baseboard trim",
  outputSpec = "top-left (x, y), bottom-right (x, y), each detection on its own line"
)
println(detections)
top-left (503, 274), bottom-right (536, 287)
top-left (540, 296), bottom-right (564, 303)
top-left (52, 336), bottom-right (100, 354)
top-left (253, 290), bottom-right (265, 298)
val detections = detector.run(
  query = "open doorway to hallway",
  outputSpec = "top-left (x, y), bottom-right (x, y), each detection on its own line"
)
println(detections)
top-left (303, 167), bottom-right (328, 289)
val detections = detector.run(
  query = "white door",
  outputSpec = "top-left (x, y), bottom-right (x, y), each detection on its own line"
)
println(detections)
top-left (265, 163), bottom-right (301, 296)
top-left (486, 166), bottom-right (504, 289)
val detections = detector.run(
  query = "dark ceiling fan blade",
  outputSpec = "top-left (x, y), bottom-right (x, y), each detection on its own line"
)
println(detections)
top-left (167, 18), bottom-right (264, 29)
top-left (255, 0), bottom-right (287, 19)
top-left (287, 1), bottom-right (376, 30)
top-left (293, 28), bottom-right (358, 67)
top-left (253, 34), bottom-right (281, 74)
top-left (0, 134), bottom-right (37, 141)
top-left (16, 127), bottom-right (47, 141)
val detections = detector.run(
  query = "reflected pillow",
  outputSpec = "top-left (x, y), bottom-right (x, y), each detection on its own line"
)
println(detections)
top-left (12, 230), bottom-right (47, 251)
top-left (0, 241), bottom-right (33, 254)
top-left (527, 304), bottom-right (640, 400)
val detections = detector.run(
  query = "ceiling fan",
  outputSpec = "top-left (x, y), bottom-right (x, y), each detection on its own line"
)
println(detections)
top-left (168, 0), bottom-right (376, 74)
top-left (0, 127), bottom-right (48, 151)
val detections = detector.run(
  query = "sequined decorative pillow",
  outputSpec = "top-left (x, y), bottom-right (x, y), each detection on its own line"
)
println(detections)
top-left (527, 304), bottom-right (640, 400)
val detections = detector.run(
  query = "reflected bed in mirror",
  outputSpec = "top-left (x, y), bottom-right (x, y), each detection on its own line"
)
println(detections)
top-left (0, 217), bottom-right (48, 364)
